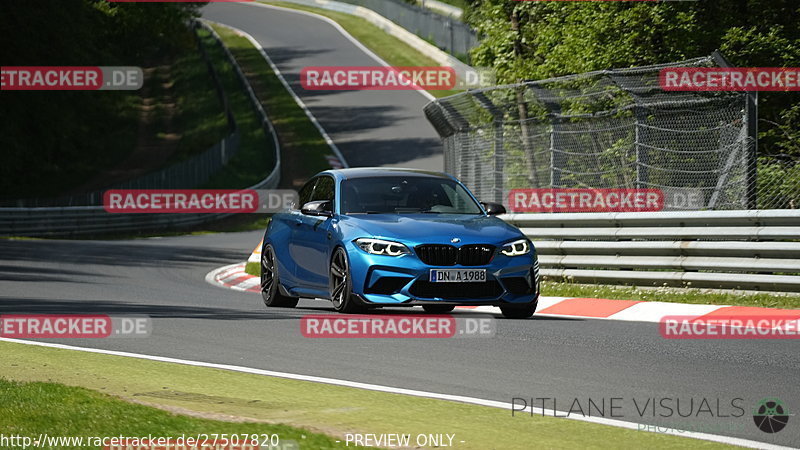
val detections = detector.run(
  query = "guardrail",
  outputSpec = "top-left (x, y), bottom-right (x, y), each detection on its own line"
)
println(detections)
top-left (414, 0), bottom-right (463, 19)
top-left (0, 22), bottom-right (281, 237)
top-left (502, 210), bottom-right (800, 293)
top-left (281, 0), bottom-right (477, 58)
top-left (275, 0), bottom-right (473, 74)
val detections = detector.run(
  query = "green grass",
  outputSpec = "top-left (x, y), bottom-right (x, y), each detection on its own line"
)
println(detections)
top-left (245, 261), bottom-right (261, 277)
top-left (168, 41), bottom-right (232, 163)
top-left (0, 341), bottom-right (732, 449)
top-left (208, 23), bottom-right (334, 186)
top-left (0, 378), bottom-right (353, 450)
top-left (196, 27), bottom-right (273, 191)
top-left (542, 280), bottom-right (800, 309)
top-left (261, 1), bottom-right (463, 98)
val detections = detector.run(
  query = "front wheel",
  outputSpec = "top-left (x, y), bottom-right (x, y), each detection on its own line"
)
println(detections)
top-left (261, 244), bottom-right (298, 308)
top-left (329, 247), bottom-right (363, 314)
top-left (500, 300), bottom-right (537, 319)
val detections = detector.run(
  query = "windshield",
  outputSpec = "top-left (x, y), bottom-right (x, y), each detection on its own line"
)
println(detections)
top-left (341, 176), bottom-right (483, 215)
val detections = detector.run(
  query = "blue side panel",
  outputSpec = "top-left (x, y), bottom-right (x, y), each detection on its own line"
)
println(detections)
top-left (264, 213), bottom-right (300, 289)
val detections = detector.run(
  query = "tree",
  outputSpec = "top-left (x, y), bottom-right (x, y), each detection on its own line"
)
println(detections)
top-left (463, 0), bottom-right (800, 159)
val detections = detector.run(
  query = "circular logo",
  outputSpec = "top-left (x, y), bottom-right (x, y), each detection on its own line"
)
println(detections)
top-left (451, 238), bottom-right (461, 243)
top-left (753, 398), bottom-right (790, 433)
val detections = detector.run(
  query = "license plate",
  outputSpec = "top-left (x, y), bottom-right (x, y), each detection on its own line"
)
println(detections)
top-left (430, 269), bottom-right (486, 283)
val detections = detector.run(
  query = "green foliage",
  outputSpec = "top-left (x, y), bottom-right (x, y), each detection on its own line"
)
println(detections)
top-left (0, 0), bottom-right (208, 199)
top-left (465, 0), bottom-right (799, 82)
top-left (757, 156), bottom-right (800, 209)
top-left (464, 0), bottom-right (800, 201)
top-left (195, 28), bottom-right (272, 190)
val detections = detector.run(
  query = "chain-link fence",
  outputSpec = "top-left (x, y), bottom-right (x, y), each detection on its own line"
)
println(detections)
top-left (424, 54), bottom-right (798, 211)
top-left (335, 0), bottom-right (477, 59)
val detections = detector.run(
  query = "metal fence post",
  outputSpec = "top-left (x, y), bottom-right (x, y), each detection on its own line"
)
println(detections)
top-left (634, 106), bottom-right (648, 190)
top-left (746, 91), bottom-right (758, 209)
top-left (494, 120), bottom-right (504, 203)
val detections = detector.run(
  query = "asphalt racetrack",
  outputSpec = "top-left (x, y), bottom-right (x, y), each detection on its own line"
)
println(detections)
top-left (1, 2), bottom-right (798, 448)
top-left (203, 2), bottom-right (443, 170)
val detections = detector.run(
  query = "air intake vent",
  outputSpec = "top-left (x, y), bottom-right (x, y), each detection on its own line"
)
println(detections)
top-left (409, 280), bottom-right (503, 299)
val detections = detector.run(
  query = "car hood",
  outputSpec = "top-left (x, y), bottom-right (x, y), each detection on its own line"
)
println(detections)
top-left (338, 214), bottom-right (525, 246)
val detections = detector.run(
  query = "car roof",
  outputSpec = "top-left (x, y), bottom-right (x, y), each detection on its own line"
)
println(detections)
top-left (321, 167), bottom-right (453, 181)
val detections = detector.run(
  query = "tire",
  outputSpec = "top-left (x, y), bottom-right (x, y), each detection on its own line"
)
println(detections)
top-left (422, 305), bottom-right (455, 314)
top-left (500, 300), bottom-right (538, 319)
top-left (329, 247), bottom-right (363, 314)
top-left (261, 244), bottom-right (298, 308)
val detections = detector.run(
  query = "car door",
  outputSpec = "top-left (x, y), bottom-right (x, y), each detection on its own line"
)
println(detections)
top-left (291, 176), bottom-right (335, 288)
top-left (281, 178), bottom-right (316, 288)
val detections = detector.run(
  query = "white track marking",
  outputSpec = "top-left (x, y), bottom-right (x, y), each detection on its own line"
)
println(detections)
top-left (0, 338), bottom-right (791, 449)
top-left (202, 19), bottom-right (349, 168)
top-left (609, 301), bottom-right (724, 322)
top-left (227, 1), bottom-right (436, 102)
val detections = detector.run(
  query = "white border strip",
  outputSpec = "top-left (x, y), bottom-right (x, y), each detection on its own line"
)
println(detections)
top-left (204, 19), bottom-right (350, 168)
top-left (0, 338), bottom-right (790, 450)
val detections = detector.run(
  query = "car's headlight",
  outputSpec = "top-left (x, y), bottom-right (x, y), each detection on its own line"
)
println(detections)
top-left (501, 238), bottom-right (530, 257)
top-left (355, 238), bottom-right (410, 256)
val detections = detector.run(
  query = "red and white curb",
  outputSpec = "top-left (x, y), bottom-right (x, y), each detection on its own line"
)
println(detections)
top-left (204, 240), bottom-right (263, 292)
top-left (205, 241), bottom-right (800, 324)
top-left (206, 261), bottom-right (261, 293)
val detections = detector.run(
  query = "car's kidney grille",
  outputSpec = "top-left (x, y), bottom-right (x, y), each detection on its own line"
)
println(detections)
top-left (415, 244), bottom-right (458, 265)
top-left (415, 244), bottom-right (495, 266)
top-left (458, 244), bottom-right (496, 266)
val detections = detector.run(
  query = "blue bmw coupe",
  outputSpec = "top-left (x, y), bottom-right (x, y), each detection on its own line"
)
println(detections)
top-left (260, 168), bottom-right (539, 318)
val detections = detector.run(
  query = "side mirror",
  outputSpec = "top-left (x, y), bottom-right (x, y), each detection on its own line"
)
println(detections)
top-left (481, 202), bottom-right (506, 216)
top-left (301, 200), bottom-right (333, 217)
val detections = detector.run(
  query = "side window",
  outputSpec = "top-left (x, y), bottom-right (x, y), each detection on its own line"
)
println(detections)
top-left (311, 176), bottom-right (335, 203)
top-left (298, 179), bottom-right (316, 208)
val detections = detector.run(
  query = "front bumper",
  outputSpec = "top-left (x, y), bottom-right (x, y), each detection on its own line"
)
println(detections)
top-left (345, 240), bottom-right (539, 306)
